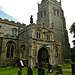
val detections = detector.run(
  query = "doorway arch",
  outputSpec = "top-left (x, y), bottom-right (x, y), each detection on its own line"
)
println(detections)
top-left (38, 47), bottom-right (49, 63)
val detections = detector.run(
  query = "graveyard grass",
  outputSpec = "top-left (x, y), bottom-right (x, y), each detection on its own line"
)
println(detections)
top-left (0, 63), bottom-right (73, 75)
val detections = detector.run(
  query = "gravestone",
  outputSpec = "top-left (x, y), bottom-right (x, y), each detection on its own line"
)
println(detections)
top-left (38, 61), bottom-right (45, 75)
top-left (48, 64), bottom-right (53, 73)
top-left (38, 67), bottom-right (45, 75)
top-left (16, 59), bottom-right (24, 75)
top-left (20, 60), bottom-right (24, 67)
top-left (55, 71), bottom-right (60, 75)
top-left (72, 64), bottom-right (75, 75)
top-left (27, 66), bottom-right (33, 75)
top-left (18, 71), bottom-right (21, 75)
top-left (35, 62), bottom-right (38, 68)
top-left (55, 65), bottom-right (62, 75)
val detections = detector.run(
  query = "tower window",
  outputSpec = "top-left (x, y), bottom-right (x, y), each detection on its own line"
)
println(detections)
top-left (41, 10), bottom-right (43, 18)
top-left (44, 10), bottom-right (46, 16)
top-left (53, 7), bottom-right (59, 17)
top-left (53, 8), bottom-right (56, 16)
top-left (57, 9), bottom-right (59, 17)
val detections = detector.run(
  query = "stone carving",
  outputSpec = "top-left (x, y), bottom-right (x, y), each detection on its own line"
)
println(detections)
top-left (30, 15), bottom-right (33, 24)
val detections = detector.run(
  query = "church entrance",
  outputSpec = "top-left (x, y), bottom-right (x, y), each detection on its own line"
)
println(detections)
top-left (38, 47), bottom-right (49, 63)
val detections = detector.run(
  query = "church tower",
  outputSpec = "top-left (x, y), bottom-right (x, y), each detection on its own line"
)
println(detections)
top-left (37, 0), bottom-right (70, 59)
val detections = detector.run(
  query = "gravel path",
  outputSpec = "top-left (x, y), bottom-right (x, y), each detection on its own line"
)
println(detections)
top-left (62, 69), bottom-right (72, 71)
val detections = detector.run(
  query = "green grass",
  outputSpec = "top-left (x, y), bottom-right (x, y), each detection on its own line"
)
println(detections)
top-left (59, 63), bottom-right (72, 69)
top-left (0, 63), bottom-right (73, 75)
top-left (62, 71), bottom-right (72, 75)
top-left (0, 67), bottom-right (19, 75)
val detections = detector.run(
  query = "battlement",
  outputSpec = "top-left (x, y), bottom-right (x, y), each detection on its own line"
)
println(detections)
top-left (38, 0), bottom-right (61, 7)
top-left (0, 18), bottom-right (26, 27)
top-left (51, 0), bottom-right (61, 5)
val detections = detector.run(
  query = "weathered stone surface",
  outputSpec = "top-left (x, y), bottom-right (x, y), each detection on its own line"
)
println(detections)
top-left (19, 24), bottom-right (62, 66)
top-left (0, 19), bottom-right (24, 66)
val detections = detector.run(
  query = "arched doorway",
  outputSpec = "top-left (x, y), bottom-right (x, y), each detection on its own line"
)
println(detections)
top-left (38, 47), bottom-right (49, 63)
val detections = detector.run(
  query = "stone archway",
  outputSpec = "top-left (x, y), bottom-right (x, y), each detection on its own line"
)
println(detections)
top-left (38, 47), bottom-right (49, 63)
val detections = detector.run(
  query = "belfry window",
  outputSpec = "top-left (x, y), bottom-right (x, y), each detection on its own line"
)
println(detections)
top-left (57, 9), bottom-right (59, 17)
top-left (41, 10), bottom-right (43, 18)
top-left (53, 7), bottom-right (59, 17)
top-left (53, 8), bottom-right (56, 16)
top-left (44, 9), bottom-right (46, 16)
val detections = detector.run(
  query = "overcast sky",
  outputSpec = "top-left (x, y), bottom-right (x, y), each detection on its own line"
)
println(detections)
top-left (0, 0), bottom-right (75, 48)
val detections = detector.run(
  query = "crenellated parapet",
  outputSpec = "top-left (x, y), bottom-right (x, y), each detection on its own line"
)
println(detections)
top-left (38, 0), bottom-right (61, 7)
top-left (0, 18), bottom-right (26, 28)
top-left (51, 0), bottom-right (61, 5)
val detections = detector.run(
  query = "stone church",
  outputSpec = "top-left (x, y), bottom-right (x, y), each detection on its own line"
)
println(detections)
top-left (0, 0), bottom-right (70, 66)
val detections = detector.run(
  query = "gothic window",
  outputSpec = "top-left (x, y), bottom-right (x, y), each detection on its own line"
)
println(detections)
top-left (39, 33), bottom-right (40, 39)
top-left (51, 33), bottom-right (54, 41)
top-left (53, 8), bottom-right (56, 16)
top-left (7, 45), bottom-right (10, 58)
top-left (6, 41), bottom-right (15, 58)
top-left (57, 9), bottom-right (59, 17)
top-left (53, 7), bottom-right (59, 17)
top-left (56, 46), bottom-right (58, 56)
top-left (48, 35), bottom-right (50, 41)
top-left (37, 32), bottom-right (38, 38)
top-left (11, 45), bottom-right (14, 58)
top-left (46, 34), bottom-right (50, 41)
top-left (41, 10), bottom-right (43, 18)
top-left (43, 32), bottom-right (45, 39)
top-left (12, 28), bottom-right (17, 36)
top-left (37, 32), bottom-right (41, 39)
top-left (12, 29), bottom-right (14, 36)
top-left (44, 9), bottom-right (46, 16)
